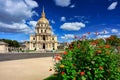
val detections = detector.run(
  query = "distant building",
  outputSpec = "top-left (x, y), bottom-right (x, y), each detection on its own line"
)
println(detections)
top-left (29, 8), bottom-right (57, 51)
top-left (0, 41), bottom-right (8, 53)
top-left (57, 42), bottom-right (68, 50)
top-left (24, 41), bottom-right (30, 50)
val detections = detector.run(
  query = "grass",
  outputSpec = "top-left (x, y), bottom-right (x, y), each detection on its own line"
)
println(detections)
top-left (44, 75), bottom-right (58, 80)
top-left (23, 50), bottom-right (35, 52)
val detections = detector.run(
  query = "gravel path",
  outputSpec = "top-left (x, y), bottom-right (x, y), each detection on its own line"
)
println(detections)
top-left (0, 57), bottom-right (54, 80)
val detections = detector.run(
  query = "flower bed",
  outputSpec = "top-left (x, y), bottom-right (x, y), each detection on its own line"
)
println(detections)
top-left (46, 35), bottom-right (120, 80)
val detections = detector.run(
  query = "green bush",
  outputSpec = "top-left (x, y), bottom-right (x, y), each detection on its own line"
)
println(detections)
top-left (54, 39), bottom-right (120, 80)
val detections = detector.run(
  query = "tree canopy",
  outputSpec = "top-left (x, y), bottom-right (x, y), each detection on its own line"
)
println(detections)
top-left (0, 39), bottom-right (20, 47)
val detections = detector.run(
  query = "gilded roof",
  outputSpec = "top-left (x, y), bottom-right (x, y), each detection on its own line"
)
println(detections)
top-left (37, 7), bottom-right (49, 24)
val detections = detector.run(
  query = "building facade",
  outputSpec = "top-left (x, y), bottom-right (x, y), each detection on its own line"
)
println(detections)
top-left (29, 8), bottom-right (57, 51)
top-left (0, 41), bottom-right (8, 53)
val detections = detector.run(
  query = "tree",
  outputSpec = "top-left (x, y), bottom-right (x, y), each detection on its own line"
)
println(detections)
top-left (0, 39), bottom-right (20, 47)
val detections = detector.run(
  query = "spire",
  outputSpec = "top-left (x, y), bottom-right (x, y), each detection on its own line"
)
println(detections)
top-left (41, 7), bottom-right (45, 18)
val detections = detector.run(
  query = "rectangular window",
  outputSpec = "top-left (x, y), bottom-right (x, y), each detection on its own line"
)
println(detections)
top-left (41, 30), bottom-right (43, 33)
top-left (52, 38), bottom-right (54, 40)
top-left (52, 43), bottom-right (54, 47)
top-left (33, 43), bottom-right (35, 47)
top-left (43, 35), bottom-right (45, 40)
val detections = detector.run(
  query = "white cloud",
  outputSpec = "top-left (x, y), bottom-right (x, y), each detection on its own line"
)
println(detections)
top-left (70, 5), bottom-right (75, 8)
top-left (84, 21), bottom-right (89, 23)
top-left (60, 22), bottom-right (85, 31)
top-left (0, 0), bottom-right (38, 33)
top-left (29, 21), bottom-right (37, 27)
top-left (24, 0), bottom-right (38, 8)
top-left (118, 33), bottom-right (120, 36)
top-left (50, 26), bottom-right (55, 35)
top-left (61, 34), bottom-right (74, 39)
top-left (111, 29), bottom-right (118, 33)
top-left (51, 20), bottom-right (55, 24)
top-left (97, 35), bottom-right (110, 39)
top-left (54, 0), bottom-right (71, 7)
top-left (0, 22), bottom-right (34, 34)
top-left (61, 16), bottom-right (66, 21)
top-left (108, 2), bottom-right (118, 10)
top-left (100, 30), bottom-right (109, 34)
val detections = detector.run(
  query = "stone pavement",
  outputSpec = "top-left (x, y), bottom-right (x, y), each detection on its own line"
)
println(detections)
top-left (0, 57), bottom-right (54, 80)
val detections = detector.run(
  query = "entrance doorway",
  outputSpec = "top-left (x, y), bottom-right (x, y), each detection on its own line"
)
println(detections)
top-left (43, 35), bottom-right (45, 40)
top-left (43, 43), bottom-right (45, 49)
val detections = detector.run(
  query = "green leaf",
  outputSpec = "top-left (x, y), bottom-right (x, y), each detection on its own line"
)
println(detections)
top-left (81, 76), bottom-right (86, 80)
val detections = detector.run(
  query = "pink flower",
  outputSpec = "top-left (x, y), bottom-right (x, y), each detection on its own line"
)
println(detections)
top-left (95, 32), bottom-right (99, 35)
top-left (74, 36), bottom-right (77, 39)
top-left (87, 32), bottom-right (91, 35)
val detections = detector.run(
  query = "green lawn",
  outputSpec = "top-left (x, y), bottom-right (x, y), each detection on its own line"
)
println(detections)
top-left (44, 75), bottom-right (58, 80)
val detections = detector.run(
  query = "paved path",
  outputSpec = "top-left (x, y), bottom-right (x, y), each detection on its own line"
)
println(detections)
top-left (0, 57), bottom-right (54, 80)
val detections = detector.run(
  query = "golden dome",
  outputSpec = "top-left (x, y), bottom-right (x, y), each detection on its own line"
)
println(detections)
top-left (37, 7), bottom-right (49, 24)
top-left (38, 18), bottom-right (49, 24)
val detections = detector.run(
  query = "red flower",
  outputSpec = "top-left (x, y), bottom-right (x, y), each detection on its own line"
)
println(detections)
top-left (55, 55), bottom-right (62, 60)
top-left (69, 45), bottom-right (73, 50)
top-left (105, 45), bottom-right (111, 48)
top-left (80, 71), bottom-right (85, 76)
top-left (91, 41), bottom-right (98, 45)
top-left (55, 56), bottom-right (62, 60)
top-left (99, 66), bottom-right (103, 70)
top-left (78, 45), bottom-right (80, 48)
top-left (96, 50), bottom-right (102, 54)
top-left (74, 36), bottom-right (77, 39)
top-left (73, 64), bottom-right (76, 66)
top-left (63, 51), bottom-right (68, 54)
top-left (61, 71), bottom-right (65, 75)
top-left (110, 36), bottom-right (115, 40)
top-left (99, 46), bottom-right (103, 48)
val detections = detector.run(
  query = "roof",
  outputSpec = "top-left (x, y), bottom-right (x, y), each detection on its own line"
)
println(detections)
top-left (37, 7), bottom-right (49, 24)
top-left (0, 41), bottom-right (8, 45)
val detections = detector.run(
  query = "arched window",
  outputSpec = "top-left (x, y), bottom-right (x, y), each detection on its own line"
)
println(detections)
top-left (33, 38), bottom-right (35, 40)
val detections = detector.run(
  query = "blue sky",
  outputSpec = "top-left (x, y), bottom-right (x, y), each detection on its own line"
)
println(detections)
top-left (0, 0), bottom-right (120, 42)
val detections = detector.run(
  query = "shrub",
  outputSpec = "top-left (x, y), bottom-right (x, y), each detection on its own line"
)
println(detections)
top-left (54, 39), bottom-right (120, 80)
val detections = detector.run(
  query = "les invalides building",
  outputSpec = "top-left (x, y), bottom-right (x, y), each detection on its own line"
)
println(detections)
top-left (29, 8), bottom-right (58, 51)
